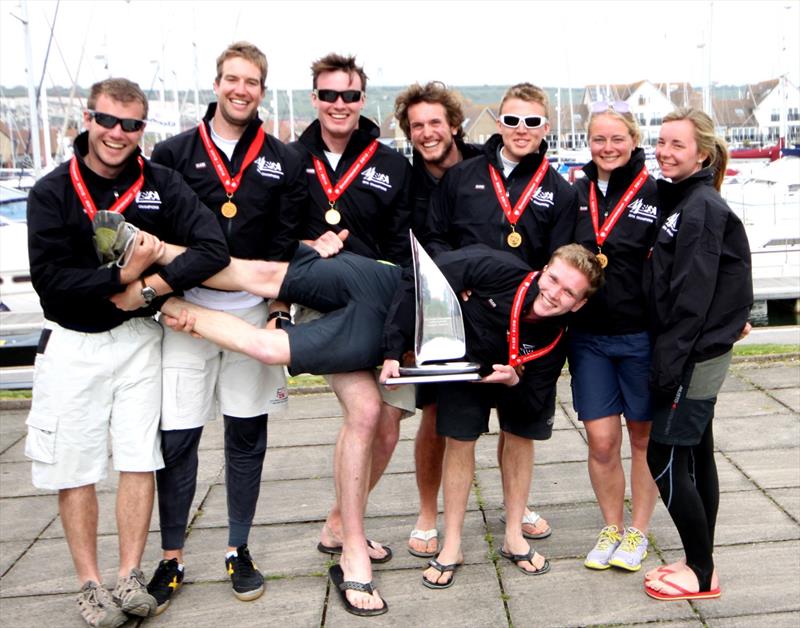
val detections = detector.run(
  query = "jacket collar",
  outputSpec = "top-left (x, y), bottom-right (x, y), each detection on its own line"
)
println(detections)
top-left (299, 116), bottom-right (380, 160)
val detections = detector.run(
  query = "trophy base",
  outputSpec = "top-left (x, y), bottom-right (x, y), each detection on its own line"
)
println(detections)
top-left (385, 362), bottom-right (481, 385)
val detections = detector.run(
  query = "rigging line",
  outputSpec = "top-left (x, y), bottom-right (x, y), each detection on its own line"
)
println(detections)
top-left (35, 0), bottom-right (60, 103)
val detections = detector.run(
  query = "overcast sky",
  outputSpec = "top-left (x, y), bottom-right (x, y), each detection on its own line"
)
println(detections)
top-left (1, 0), bottom-right (798, 93)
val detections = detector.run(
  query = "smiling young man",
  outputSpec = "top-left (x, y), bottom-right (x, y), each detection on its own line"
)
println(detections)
top-left (147, 42), bottom-right (307, 610)
top-left (287, 53), bottom-right (414, 616)
top-left (25, 78), bottom-right (228, 628)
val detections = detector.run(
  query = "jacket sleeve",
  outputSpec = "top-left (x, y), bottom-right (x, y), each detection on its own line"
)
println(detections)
top-left (650, 203), bottom-right (722, 393)
top-left (149, 140), bottom-right (175, 169)
top-left (378, 159), bottom-right (413, 266)
top-left (423, 169), bottom-right (457, 258)
top-left (27, 184), bottom-right (124, 302)
top-left (265, 150), bottom-right (307, 261)
top-left (155, 169), bottom-right (230, 291)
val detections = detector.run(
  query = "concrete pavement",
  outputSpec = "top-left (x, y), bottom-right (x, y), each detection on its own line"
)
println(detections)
top-left (1, 358), bottom-right (799, 627)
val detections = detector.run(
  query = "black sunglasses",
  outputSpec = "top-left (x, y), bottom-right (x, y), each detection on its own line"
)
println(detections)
top-left (314, 89), bottom-right (363, 104)
top-left (499, 114), bottom-right (548, 129)
top-left (88, 110), bottom-right (146, 132)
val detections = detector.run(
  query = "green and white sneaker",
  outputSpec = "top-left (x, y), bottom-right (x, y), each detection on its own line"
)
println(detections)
top-left (584, 525), bottom-right (622, 570)
top-left (609, 526), bottom-right (649, 571)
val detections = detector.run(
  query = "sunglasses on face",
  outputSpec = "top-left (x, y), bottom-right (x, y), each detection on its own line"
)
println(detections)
top-left (590, 100), bottom-right (631, 113)
top-left (313, 89), bottom-right (363, 104)
top-left (499, 114), bottom-right (548, 129)
top-left (88, 110), bottom-right (146, 132)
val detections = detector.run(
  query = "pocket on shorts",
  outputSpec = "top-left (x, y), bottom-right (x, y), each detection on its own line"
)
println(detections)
top-left (686, 351), bottom-right (733, 400)
top-left (25, 411), bottom-right (58, 464)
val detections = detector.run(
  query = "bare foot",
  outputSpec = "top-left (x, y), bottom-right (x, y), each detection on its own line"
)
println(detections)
top-left (645, 565), bottom-right (720, 599)
top-left (422, 547), bottom-right (463, 587)
top-left (320, 524), bottom-right (391, 562)
top-left (644, 558), bottom-right (686, 581)
top-left (502, 539), bottom-right (548, 573)
top-left (522, 509), bottom-right (551, 538)
top-left (340, 550), bottom-right (385, 611)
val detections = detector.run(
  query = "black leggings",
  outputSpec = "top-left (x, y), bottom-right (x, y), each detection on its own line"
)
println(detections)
top-left (157, 414), bottom-right (268, 551)
top-left (646, 422), bottom-right (719, 591)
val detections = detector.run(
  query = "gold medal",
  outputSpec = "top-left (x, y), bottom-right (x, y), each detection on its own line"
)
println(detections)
top-left (325, 208), bottom-right (341, 225)
top-left (221, 201), bottom-right (237, 218)
top-left (507, 231), bottom-right (522, 248)
top-left (596, 252), bottom-right (608, 268)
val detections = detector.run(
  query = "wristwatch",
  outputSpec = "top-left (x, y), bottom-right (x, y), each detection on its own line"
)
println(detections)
top-left (140, 278), bottom-right (157, 305)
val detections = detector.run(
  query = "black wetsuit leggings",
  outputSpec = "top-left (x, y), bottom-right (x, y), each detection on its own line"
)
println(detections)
top-left (156, 414), bottom-right (268, 551)
top-left (646, 422), bottom-right (719, 591)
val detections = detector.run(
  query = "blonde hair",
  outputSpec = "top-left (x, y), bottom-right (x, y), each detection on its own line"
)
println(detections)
top-left (662, 107), bottom-right (729, 191)
top-left (587, 109), bottom-right (641, 146)
top-left (88, 78), bottom-right (148, 118)
top-left (500, 83), bottom-right (549, 118)
top-left (550, 244), bottom-right (604, 297)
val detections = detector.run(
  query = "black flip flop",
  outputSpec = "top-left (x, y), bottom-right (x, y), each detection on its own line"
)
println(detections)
top-left (317, 539), bottom-right (393, 564)
top-left (422, 558), bottom-right (461, 590)
top-left (328, 564), bottom-right (388, 617)
top-left (499, 547), bottom-right (551, 575)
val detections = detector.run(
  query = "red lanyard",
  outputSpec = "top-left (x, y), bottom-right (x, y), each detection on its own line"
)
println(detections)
top-left (508, 271), bottom-right (564, 367)
top-left (69, 155), bottom-right (144, 220)
top-left (488, 157), bottom-right (549, 227)
top-left (588, 166), bottom-right (649, 248)
top-left (197, 121), bottom-right (265, 198)
top-left (312, 139), bottom-right (379, 205)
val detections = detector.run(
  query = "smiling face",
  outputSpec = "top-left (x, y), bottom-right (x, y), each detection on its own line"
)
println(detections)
top-left (529, 257), bottom-right (589, 318)
top-left (312, 70), bottom-right (364, 147)
top-left (656, 119), bottom-right (708, 183)
top-left (213, 56), bottom-right (265, 136)
top-left (496, 97), bottom-right (550, 161)
top-left (407, 101), bottom-right (459, 168)
top-left (82, 94), bottom-right (145, 179)
top-left (589, 114), bottom-right (636, 180)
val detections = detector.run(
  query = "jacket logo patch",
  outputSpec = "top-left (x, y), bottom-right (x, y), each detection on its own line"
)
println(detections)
top-left (579, 205), bottom-right (588, 212)
top-left (361, 166), bottom-right (392, 191)
top-left (194, 162), bottom-right (207, 169)
top-left (254, 156), bottom-right (283, 180)
top-left (520, 343), bottom-right (536, 355)
top-left (661, 211), bottom-right (680, 238)
top-left (627, 198), bottom-right (658, 223)
top-left (135, 189), bottom-right (162, 212)
top-left (475, 184), bottom-right (485, 190)
top-left (531, 188), bottom-right (554, 208)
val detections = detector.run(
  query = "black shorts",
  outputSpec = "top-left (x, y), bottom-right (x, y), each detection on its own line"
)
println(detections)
top-left (650, 350), bottom-right (732, 446)
top-left (278, 246), bottom-right (402, 375)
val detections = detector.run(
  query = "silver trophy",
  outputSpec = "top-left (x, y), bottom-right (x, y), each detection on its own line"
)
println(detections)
top-left (384, 232), bottom-right (480, 385)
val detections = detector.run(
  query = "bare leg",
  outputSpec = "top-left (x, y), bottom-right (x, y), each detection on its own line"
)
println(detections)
top-left (117, 471), bottom-right (155, 577)
top-left (410, 403), bottom-right (444, 555)
top-left (60, 484), bottom-right (101, 585)
top-left (422, 437), bottom-right (473, 586)
top-left (498, 431), bottom-right (548, 535)
top-left (628, 420), bottom-right (658, 532)
top-left (585, 415), bottom-right (625, 530)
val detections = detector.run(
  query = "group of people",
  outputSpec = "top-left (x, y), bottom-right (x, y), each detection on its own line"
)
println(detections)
top-left (23, 41), bottom-right (752, 627)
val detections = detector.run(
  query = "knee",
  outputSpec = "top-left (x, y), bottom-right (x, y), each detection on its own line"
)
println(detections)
top-left (224, 415), bottom-right (268, 456)
top-left (588, 437), bottom-right (619, 465)
top-left (161, 427), bottom-right (203, 467)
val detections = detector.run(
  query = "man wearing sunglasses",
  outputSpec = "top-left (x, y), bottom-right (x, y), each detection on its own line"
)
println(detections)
top-left (146, 41), bottom-right (309, 611)
top-left (288, 53), bottom-right (414, 616)
top-left (422, 82), bottom-right (577, 578)
top-left (25, 78), bottom-right (229, 628)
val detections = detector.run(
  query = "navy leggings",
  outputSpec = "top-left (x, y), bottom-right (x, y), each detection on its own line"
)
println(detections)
top-left (157, 413), bottom-right (268, 550)
top-left (647, 422), bottom-right (718, 591)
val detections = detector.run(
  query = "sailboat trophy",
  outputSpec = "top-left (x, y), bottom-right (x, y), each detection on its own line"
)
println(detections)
top-left (384, 232), bottom-right (481, 385)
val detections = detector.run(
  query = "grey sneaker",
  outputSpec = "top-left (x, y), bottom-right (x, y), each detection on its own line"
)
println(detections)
top-left (584, 524), bottom-right (622, 570)
top-left (609, 526), bottom-right (649, 571)
top-left (76, 581), bottom-right (127, 628)
top-left (112, 567), bottom-right (157, 617)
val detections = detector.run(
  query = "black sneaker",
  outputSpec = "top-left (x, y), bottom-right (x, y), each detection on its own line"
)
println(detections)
top-left (225, 544), bottom-right (264, 601)
top-left (147, 558), bottom-right (184, 615)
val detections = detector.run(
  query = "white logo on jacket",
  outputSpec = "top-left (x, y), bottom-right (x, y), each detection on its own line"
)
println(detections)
top-left (531, 188), bottom-right (554, 208)
top-left (136, 189), bottom-right (162, 211)
top-left (627, 198), bottom-right (658, 223)
top-left (361, 166), bottom-right (392, 191)
top-left (661, 211), bottom-right (680, 238)
top-left (254, 156), bottom-right (283, 179)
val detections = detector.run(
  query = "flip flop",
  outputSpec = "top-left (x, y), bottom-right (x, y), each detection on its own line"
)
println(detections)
top-left (317, 539), bottom-right (393, 564)
top-left (422, 558), bottom-right (461, 590)
top-left (499, 547), bottom-right (551, 576)
top-left (408, 528), bottom-right (439, 558)
top-left (644, 571), bottom-right (721, 601)
top-left (328, 564), bottom-right (388, 617)
top-left (499, 510), bottom-right (552, 539)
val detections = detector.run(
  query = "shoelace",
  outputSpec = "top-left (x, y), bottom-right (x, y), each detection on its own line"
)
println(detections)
top-left (619, 529), bottom-right (645, 552)
top-left (82, 585), bottom-right (112, 610)
top-left (233, 553), bottom-right (256, 577)
top-left (119, 571), bottom-right (146, 596)
top-left (596, 527), bottom-right (621, 550)
top-left (150, 562), bottom-right (177, 590)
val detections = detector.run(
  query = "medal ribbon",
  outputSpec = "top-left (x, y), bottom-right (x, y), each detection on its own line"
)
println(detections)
top-left (488, 156), bottom-right (549, 228)
top-left (588, 166), bottom-right (649, 249)
top-left (508, 271), bottom-right (564, 367)
top-left (197, 121), bottom-right (266, 197)
top-left (312, 139), bottom-right (379, 208)
top-left (70, 155), bottom-right (145, 221)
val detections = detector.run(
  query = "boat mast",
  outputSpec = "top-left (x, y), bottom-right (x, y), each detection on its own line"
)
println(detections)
top-left (18, 0), bottom-right (42, 178)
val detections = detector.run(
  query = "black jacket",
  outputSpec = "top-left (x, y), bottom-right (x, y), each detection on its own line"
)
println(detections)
top-left (410, 137), bottom-right (482, 240)
top-left (150, 104), bottom-right (305, 261)
top-left (572, 148), bottom-right (660, 335)
top-left (645, 169), bottom-right (752, 393)
top-left (27, 132), bottom-right (229, 332)
top-left (424, 134), bottom-right (577, 270)
top-left (383, 244), bottom-right (567, 377)
top-left (290, 117), bottom-right (413, 265)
